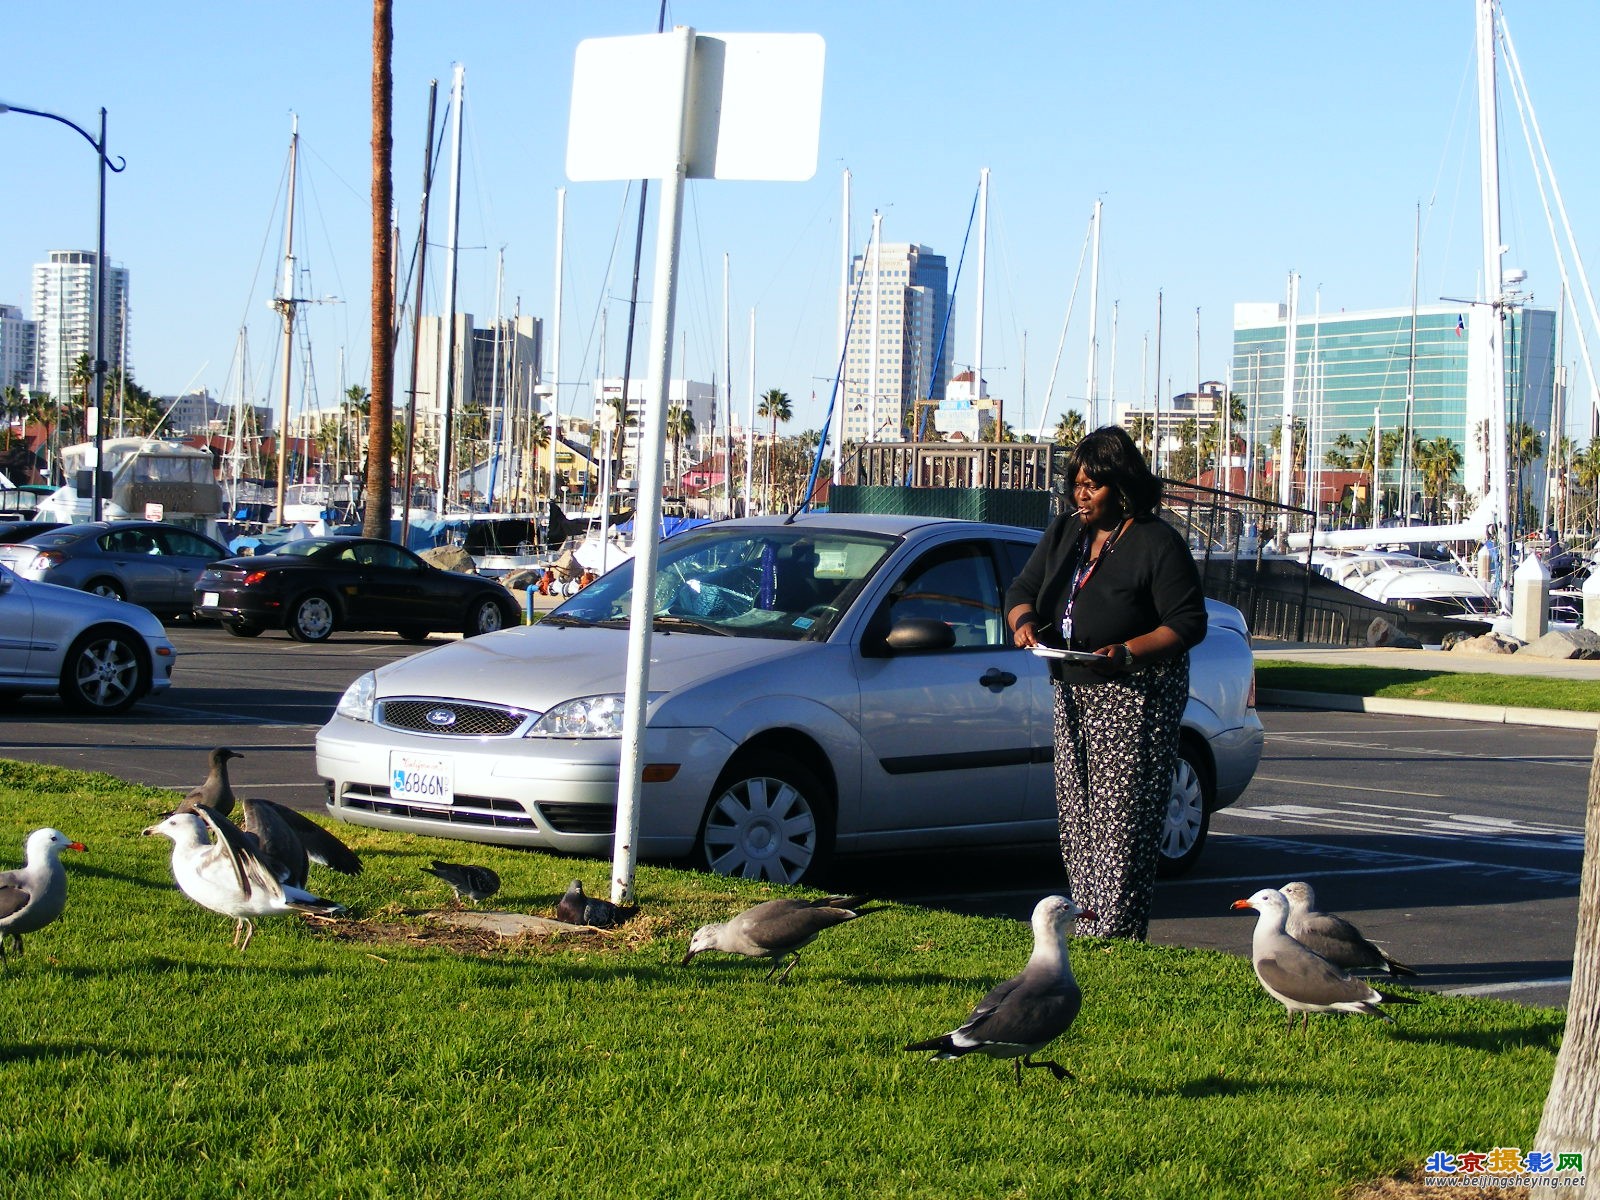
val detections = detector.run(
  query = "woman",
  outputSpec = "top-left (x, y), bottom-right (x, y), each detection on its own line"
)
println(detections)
top-left (1005, 425), bottom-right (1207, 939)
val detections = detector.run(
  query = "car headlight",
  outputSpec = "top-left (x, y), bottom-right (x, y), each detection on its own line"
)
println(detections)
top-left (528, 694), bottom-right (628, 739)
top-left (336, 672), bottom-right (377, 722)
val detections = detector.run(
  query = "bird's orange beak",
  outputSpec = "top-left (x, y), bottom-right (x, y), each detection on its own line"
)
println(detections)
top-left (68, 842), bottom-right (86, 852)
top-left (1230, 898), bottom-right (1254, 911)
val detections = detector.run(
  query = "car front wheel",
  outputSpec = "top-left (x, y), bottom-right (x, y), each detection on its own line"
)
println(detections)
top-left (86, 578), bottom-right (125, 602)
top-left (59, 626), bottom-right (147, 714)
top-left (1157, 738), bottom-right (1212, 878)
top-left (696, 752), bottom-right (833, 885)
top-left (287, 593), bottom-right (336, 642)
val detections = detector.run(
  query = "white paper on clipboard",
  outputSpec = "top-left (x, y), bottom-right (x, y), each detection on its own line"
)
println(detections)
top-left (1029, 646), bottom-right (1107, 665)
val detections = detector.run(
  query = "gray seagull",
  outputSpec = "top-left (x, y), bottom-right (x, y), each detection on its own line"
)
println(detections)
top-left (421, 861), bottom-right (501, 905)
top-left (555, 879), bottom-right (638, 928)
top-left (0, 828), bottom-right (87, 967)
top-left (1232, 887), bottom-right (1418, 1033)
top-left (178, 750), bottom-right (363, 885)
top-left (904, 894), bottom-right (1092, 1085)
top-left (682, 894), bottom-right (873, 984)
top-left (1279, 880), bottom-right (1418, 977)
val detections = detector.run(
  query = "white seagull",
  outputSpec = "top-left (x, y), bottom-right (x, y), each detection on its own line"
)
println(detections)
top-left (143, 806), bottom-right (343, 951)
top-left (1232, 887), bottom-right (1417, 1033)
top-left (682, 895), bottom-right (873, 984)
top-left (903, 894), bottom-right (1093, 1085)
top-left (1279, 880), bottom-right (1418, 977)
top-left (0, 828), bottom-right (87, 966)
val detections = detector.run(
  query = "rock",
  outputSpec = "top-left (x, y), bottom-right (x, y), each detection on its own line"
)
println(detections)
top-left (1519, 628), bottom-right (1600, 659)
top-left (420, 544), bottom-right (477, 573)
top-left (431, 911), bottom-right (571, 937)
top-left (1450, 631), bottom-right (1525, 655)
top-left (504, 566), bottom-right (545, 592)
top-left (1439, 630), bottom-right (1476, 651)
top-left (1366, 616), bottom-right (1424, 649)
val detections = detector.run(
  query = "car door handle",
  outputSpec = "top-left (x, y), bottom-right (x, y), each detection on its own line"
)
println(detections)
top-left (978, 668), bottom-right (1017, 691)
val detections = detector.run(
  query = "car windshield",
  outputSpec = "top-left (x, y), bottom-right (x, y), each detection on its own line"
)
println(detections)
top-left (274, 538), bottom-right (345, 557)
top-left (549, 524), bottom-right (897, 640)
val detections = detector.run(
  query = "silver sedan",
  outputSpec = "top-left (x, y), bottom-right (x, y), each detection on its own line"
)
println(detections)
top-left (318, 515), bottom-right (1263, 884)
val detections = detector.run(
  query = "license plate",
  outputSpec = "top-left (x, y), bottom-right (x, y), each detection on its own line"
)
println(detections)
top-left (201, 592), bottom-right (219, 607)
top-left (390, 751), bottom-right (454, 805)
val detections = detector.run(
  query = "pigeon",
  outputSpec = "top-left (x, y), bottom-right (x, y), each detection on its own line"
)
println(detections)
top-left (0, 828), bottom-right (87, 966)
top-left (903, 894), bottom-right (1093, 1085)
top-left (1279, 880), bottom-right (1418, 977)
top-left (177, 750), bottom-right (363, 885)
top-left (420, 861), bottom-right (501, 905)
top-left (184, 747), bottom-right (241, 813)
top-left (143, 806), bottom-right (343, 951)
top-left (1232, 887), bottom-right (1418, 1032)
top-left (554, 879), bottom-right (638, 928)
top-left (682, 894), bottom-right (873, 984)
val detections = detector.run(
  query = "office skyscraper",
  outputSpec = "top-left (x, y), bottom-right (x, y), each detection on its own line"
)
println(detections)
top-left (31, 250), bottom-right (129, 405)
top-left (840, 243), bottom-right (950, 443)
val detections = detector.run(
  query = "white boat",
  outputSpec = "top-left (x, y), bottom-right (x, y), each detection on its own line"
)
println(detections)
top-left (37, 437), bottom-right (223, 533)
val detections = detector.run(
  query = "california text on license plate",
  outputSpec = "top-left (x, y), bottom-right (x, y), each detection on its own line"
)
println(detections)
top-left (390, 751), bottom-right (454, 805)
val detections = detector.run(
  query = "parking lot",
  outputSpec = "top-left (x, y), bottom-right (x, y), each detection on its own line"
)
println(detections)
top-left (0, 620), bottom-right (1589, 1007)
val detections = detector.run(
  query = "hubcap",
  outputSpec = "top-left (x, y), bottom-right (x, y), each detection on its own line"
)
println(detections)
top-left (703, 775), bottom-right (817, 883)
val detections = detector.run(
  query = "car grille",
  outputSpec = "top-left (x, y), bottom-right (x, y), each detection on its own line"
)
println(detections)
top-left (377, 698), bottom-right (532, 737)
top-left (536, 802), bottom-right (618, 835)
top-left (337, 783), bottom-right (536, 828)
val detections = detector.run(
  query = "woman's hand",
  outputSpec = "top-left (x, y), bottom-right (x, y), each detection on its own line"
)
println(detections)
top-left (1087, 645), bottom-right (1124, 675)
top-left (1013, 620), bottom-right (1039, 649)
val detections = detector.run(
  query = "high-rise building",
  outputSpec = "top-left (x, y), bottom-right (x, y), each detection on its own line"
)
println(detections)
top-left (30, 250), bottom-right (129, 404)
top-left (840, 243), bottom-right (950, 443)
top-left (1232, 301), bottom-right (1556, 516)
top-left (0, 304), bottom-right (37, 394)
top-left (592, 376), bottom-right (716, 485)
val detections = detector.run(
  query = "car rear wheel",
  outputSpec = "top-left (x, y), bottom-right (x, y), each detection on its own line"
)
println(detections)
top-left (697, 752), bottom-right (833, 886)
top-left (396, 625), bottom-right (432, 643)
top-left (463, 597), bottom-right (510, 637)
top-left (224, 620), bottom-right (263, 639)
top-left (86, 578), bottom-right (125, 602)
top-left (59, 626), bottom-right (147, 715)
top-left (287, 593), bottom-right (336, 642)
top-left (1157, 738), bottom-right (1212, 878)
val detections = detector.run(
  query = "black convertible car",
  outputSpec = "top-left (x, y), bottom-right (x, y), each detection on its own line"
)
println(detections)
top-left (194, 536), bottom-right (521, 642)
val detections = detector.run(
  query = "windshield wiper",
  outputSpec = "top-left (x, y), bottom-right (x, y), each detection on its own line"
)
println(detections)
top-left (651, 614), bottom-right (734, 636)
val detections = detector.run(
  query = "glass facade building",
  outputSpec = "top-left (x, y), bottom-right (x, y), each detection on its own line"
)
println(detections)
top-left (1232, 301), bottom-right (1556, 515)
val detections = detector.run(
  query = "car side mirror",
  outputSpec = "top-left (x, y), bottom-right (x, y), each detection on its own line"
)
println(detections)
top-left (884, 617), bottom-right (957, 653)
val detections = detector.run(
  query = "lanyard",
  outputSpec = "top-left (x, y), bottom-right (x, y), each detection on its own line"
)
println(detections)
top-left (1062, 517), bottom-right (1129, 643)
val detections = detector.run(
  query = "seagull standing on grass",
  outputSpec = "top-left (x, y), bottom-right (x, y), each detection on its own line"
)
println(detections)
top-left (903, 894), bottom-right (1092, 1085)
top-left (178, 749), bottom-right (363, 885)
top-left (0, 828), bottom-right (86, 966)
top-left (555, 879), bottom-right (638, 928)
top-left (1232, 887), bottom-right (1418, 1033)
top-left (682, 895), bottom-right (873, 984)
top-left (143, 806), bottom-right (343, 951)
top-left (1279, 880), bottom-right (1418, 977)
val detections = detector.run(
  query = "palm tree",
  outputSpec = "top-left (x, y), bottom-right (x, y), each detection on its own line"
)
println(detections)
top-left (1052, 410), bottom-right (1086, 448)
top-left (1414, 436), bottom-right (1464, 522)
top-left (0, 385), bottom-right (23, 449)
top-left (666, 404), bottom-right (695, 494)
top-left (756, 388), bottom-right (790, 514)
top-left (363, 0), bottom-right (395, 540)
top-left (1128, 414), bottom-right (1155, 459)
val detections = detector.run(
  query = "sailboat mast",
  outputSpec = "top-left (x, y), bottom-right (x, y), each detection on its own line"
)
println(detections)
top-left (974, 167), bottom-right (989, 439)
top-left (745, 309), bottom-right (756, 515)
top-left (722, 252), bottom-right (732, 519)
top-left (832, 168), bottom-right (849, 485)
top-left (1278, 272), bottom-right (1299, 512)
top-left (273, 114), bottom-right (300, 519)
top-left (436, 63), bottom-right (465, 516)
top-left (1401, 202), bottom-right (1420, 520)
top-left (548, 186), bottom-right (565, 523)
top-left (400, 78), bottom-right (437, 545)
top-left (1476, 0), bottom-right (1511, 598)
top-left (1085, 199), bottom-right (1102, 430)
top-left (867, 210), bottom-right (882, 442)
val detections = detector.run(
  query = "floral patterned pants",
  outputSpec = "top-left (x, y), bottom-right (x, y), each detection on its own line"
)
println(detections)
top-left (1051, 653), bottom-right (1189, 939)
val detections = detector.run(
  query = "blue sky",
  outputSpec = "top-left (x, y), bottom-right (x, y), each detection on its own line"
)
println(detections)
top-left (5, 1), bottom-right (1599, 443)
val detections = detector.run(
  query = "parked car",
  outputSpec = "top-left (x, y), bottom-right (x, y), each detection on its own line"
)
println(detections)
top-left (0, 561), bottom-right (176, 714)
top-left (194, 536), bottom-right (522, 642)
top-left (317, 514), bottom-right (1264, 884)
top-left (0, 521), bottom-right (229, 616)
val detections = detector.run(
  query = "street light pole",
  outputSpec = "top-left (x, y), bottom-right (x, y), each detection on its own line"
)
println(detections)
top-left (0, 102), bottom-right (125, 519)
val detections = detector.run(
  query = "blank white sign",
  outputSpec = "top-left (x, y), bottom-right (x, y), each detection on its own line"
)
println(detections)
top-left (568, 30), bottom-right (824, 183)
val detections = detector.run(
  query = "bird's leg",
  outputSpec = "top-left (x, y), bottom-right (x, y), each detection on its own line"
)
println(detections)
top-left (1021, 1056), bottom-right (1073, 1082)
top-left (1014, 1059), bottom-right (1023, 1087)
top-left (238, 919), bottom-right (256, 953)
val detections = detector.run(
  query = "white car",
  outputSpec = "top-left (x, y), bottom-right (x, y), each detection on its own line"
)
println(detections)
top-left (0, 561), bottom-right (177, 714)
top-left (318, 515), bottom-right (1263, 884)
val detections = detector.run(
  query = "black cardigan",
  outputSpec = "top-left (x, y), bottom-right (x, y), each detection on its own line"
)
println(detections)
top-left (1005, 513), bottom-right (1208, 655)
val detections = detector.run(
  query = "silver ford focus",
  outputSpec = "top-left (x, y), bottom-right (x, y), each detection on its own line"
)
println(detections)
top-left (317, 514), bottom-right (1263, 885)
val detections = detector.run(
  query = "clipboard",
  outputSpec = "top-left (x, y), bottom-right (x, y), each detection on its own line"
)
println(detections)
top-left (1029, 646), bottom-right (1108, 665)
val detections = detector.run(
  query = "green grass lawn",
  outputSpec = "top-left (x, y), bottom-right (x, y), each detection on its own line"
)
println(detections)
top-left (1256, 660), bottom-right (1600, 713)
top-left (0, 760), bottom-right (1561, 1199)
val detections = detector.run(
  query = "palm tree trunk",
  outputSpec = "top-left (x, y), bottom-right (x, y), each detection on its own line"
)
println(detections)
top-left (363, 0), bottom-right (395, 540)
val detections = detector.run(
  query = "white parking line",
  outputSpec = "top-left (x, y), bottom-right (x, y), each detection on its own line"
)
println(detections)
top-left (1438, 977), bottom-right (1573, 998)
top-left (1252, 775), bottom-right (1448, 798)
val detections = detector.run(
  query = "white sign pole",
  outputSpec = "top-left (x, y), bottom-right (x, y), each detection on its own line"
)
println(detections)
top-left (568, 28), bottom-right (824, 904)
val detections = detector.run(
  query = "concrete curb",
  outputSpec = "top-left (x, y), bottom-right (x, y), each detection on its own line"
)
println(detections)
top-left (1258, 688), bottom-right (1600, 731)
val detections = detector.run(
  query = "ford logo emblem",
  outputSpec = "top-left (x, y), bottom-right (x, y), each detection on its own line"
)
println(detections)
top-left (425, 708), bottom-right (457, 728)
